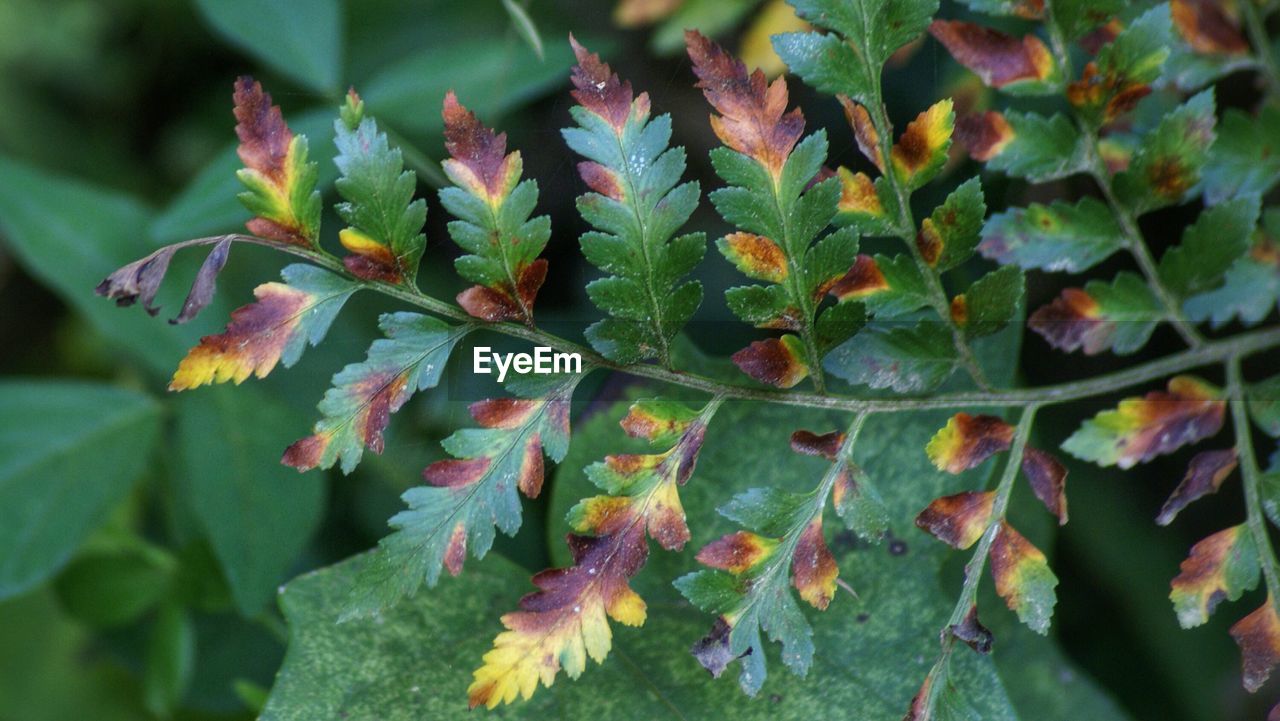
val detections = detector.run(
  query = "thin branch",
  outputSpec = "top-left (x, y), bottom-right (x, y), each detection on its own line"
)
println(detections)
top-left (1240, 0), bottom-right (1280, 96)
top-left (913, 404), bottom-right (1039, 718)
top-left (863, 99), bottom-right (994, 392)
top-left (126, 234), bottom-right (1280, 413)
top-left (1227, 358), bottom-right (1280, 605)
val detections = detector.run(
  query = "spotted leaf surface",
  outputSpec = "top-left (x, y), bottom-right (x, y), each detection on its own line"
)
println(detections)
top-left (468, 399), bottom-right (714, 708)
top-left (283, 313), bottom-right (469, 474)
top-left (170, 265), bottom-right (358, 391)
top-left (330, 91), bottom-right (426, 283)
top-left (441, 93), bottom-right (549, 325)
top-left (1113, 89), bottom-right (1216, 214)
top-left (1029, 271), bottom-right (1161, 356)
top-left (565, 39), bottom-right (705, 364)
top-left (980, 197), bottom-right (1124, 273)
top-left (344, 376), bottom-right (581, 619)
top-left (954, 265), bottom-right (1024, 340)
top-left (1066, 6), bottom-right (1171, 126)
top-left (1170, 525), bottom-right (1259, 628)
top-left (232, 77), bottom-right (322, 247)
top-left (1062, 376), bottom-right (1226, 469)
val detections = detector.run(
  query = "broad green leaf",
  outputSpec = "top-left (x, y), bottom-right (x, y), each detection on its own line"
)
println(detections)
top-left (825, 321), bottom-right (959, 392)
top-left (193, 0), bottom-right (342, 93)
top-left (0, 156), bottom-right (209, 374)
top-left (0, 589), bottom-right (154, 721)
top-left (979, 197), bottom-right (1124, 272)
top-left (1114, 90), bottom-right (1216, 214)
top-left (919, 178), bottom-right (984, 272)
top-left (960, 266), bottom-right (1025, 339)
top-left (143, 604), bottom-right (196, 716)
top-left (264, 390), bottom-right (1126, 719)
top-left (1158, 195), bottom-right (1259, 298)
top-left (53, 546), bottom-right (174, 628)
top-left (0, 381), bottom-right (160, 599)
top-left (1201, 107), bottom-right (1280, 204)
top-left (174, 387), bottom-right (326, 615)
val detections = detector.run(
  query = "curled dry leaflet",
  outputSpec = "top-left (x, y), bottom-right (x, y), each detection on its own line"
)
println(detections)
top-left (93, 0), bottom-right (1280, 716)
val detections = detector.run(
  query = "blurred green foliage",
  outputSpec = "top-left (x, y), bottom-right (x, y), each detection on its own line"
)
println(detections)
top-left (0, 1), bottom-right (1270, 719)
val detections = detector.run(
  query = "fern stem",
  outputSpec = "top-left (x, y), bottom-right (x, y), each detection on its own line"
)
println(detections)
top-left (140, 235), bottom-right (1280, 413)
top-left (1045, 0), bottom-right (1204, 349)
top-left (914, 404), bottom-right (1039, 719)
top-left (862, 99), bottom-right (994, 392)
top-left (1227, 358), bottom-right (1280, 605)
top-left (1083, 138), bottom-right (1206, 348)
top-left (1240, 0), bottom-right (1280, 97)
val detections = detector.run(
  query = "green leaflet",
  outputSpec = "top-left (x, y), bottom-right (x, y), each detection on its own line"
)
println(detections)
top-left (1249, 374), bottom-right (1280, 438)
top-left (775, 0), bottom-right (939, 107)
top-left (1158, 195), bottom-right (1259, 298)
top-left (1066, 5), bottom-right (1169, 127)
top-left (333, 103), bottom-right (427, 284)
top-left (959, 266), bottom-right (1025, 340)
top-left (1030, 272), bottom-right (1161, 356)
top-left (825, 321), bottom-right (959, 392)
top-left (1201, 106), bottom-right (1280, 204)
top-left (0, 382), bottom-right (161, 599)
top-left (979, 197), bottom-right (1124, 273)
top-left (1184, 208), bottom-right (1280, 327)
top-left (983, 111), bottom-right (1089, 183)
top-left (283, 313), bottom-right (469, 474)
top-left (1113, 90), bottom-right (1216, 214)
top-left (343, 374), bottom-right (582, 619)
top-left (921, 178), bottom-right (985, 272)
top-left (563, 50), bottom-right (705, 365)
top-left (707, 129), bottom-right (855, 382)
